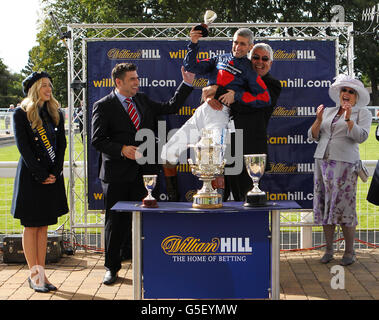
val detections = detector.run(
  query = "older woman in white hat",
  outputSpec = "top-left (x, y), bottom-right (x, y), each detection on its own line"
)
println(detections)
top-left (308, 74), bottom-right (372, 266)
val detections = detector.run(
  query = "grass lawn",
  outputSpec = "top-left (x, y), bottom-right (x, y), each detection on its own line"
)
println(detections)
top-left (0, 134), bottom-right (83, 162)
top-left (0, 145), bottom-right (20, 161)
top-left (359, 123), bottom-right (379, 161)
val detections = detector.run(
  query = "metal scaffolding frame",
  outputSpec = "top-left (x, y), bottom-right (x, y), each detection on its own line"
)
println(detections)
top-left (66, 22), bottom-right (354, 245)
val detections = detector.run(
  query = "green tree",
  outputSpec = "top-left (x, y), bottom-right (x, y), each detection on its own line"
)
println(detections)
top-left (24, 16), bottom-right (67, 106)
top-left (275, 0), bottom-right (378, 105)
top-left (0, 58), bottom-right (9, 106)
top-left (26, 0), bottom-right (378, 106)
top-left (0, 58), bottom-right (23, 107)
top-left (26, 0), bottom-right (155, 106)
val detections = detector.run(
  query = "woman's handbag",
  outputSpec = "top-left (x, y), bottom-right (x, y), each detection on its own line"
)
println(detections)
top-left (356, 160), bottom-right (369, 183)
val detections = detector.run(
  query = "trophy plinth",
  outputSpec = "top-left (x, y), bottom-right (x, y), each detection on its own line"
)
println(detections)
top-left (141, 175), bottom-right (158, 208)
top-left (244, 193), bottom-right (267, 207)
top-left (192, 179), bottom-right (222, 209)
top-left (188, 128), bottom-right (226, 209)
top-left (141, 199), bottom-right (158, 208)
top-left (244, 154), bottom-right (267, 207)
top-left (194, 10), bottom-right (217, 37)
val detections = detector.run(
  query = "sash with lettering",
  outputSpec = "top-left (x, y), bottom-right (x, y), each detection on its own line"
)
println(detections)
top-left (31, 106), bottom-right (57, 167)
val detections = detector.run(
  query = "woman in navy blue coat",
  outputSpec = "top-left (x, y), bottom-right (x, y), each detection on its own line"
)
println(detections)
top-left (11, 71), bottom-right (68, 292)
top-left (367, 114), bottom-right (379, 206)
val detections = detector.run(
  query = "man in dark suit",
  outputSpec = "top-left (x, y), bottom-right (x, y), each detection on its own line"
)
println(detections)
top-left (223, 43), bottom-right (282, 201)
top-left (91, 63), bottom-right (194, 285)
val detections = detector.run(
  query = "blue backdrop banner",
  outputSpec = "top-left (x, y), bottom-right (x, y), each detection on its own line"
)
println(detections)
top-left (87, 39), bottom-right (335, 210)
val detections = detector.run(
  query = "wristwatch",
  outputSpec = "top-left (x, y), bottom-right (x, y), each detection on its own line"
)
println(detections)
top-left (345, 119), bottom-right (350, 122)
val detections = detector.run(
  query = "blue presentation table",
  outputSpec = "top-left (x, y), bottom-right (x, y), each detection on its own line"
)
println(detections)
top-left (112, 201), bottom-right (301, 300)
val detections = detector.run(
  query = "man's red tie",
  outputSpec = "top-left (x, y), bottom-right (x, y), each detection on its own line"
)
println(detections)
top-left (125, 97), bottom-right (140, 130)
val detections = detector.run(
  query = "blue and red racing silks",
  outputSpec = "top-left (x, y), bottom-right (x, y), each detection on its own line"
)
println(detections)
top-left (183, 41), bottom-right (270, 108)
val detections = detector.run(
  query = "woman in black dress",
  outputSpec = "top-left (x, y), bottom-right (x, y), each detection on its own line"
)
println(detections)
top-left (11, 71), bottom-right (68, 292)
top-left (367, 111), bottom-right (379, 206)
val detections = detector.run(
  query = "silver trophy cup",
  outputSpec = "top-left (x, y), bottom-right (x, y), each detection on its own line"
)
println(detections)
top-left (193, 10), bottom-right (217, 37)
top-left (188, 128), bottom-right (226, 208)
top-left (244, 154), bottom-right (267, 207)
top-left (142, 175), bottom-right (158, 208)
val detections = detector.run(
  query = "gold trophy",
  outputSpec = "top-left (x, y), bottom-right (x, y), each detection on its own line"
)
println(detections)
top-left (188, 129), bottom-right (226, 208)
top-left (244, 154), bottom-right (267, 207)
top-left (194, 10), bottom-right (217, 37)
top-left (141, 175), bottom-right (158, 208)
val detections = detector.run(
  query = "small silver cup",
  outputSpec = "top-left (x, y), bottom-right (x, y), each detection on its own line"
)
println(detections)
top-left (244, 154), bottom-right (267, 207)
top-left (142, 174), bottom-right (158, 208)
top-left (193, 10), bottom-right (217, 37)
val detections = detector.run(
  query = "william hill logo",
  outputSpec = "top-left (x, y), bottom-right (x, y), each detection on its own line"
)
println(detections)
top-left (161, 235), bottom-right (252, 255)
top-left (168, 49), bottom-right (226, 60)
top-left (36, 126), bottom-right (55, 162)
top-left (107, 48), bottom-right (161, 60)
top-left (267, 162), bottom-right (315, 174)
top-left (192, 77), bottom-right (208, 89)
top-left (272, 106), bottom-right (317, 117)
top-left (274, 49), bottom-right (316, 61)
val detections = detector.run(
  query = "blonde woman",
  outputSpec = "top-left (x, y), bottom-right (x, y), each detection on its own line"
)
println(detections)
top-left (11, 71), bottom-right (68, 292)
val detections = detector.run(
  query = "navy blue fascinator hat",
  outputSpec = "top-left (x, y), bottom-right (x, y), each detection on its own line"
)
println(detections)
top-left (22, 71), bottom-right (52, 96)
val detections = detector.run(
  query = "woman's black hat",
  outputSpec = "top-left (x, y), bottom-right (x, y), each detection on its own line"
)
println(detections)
top-left (22, 71), bottom-right (52, 96)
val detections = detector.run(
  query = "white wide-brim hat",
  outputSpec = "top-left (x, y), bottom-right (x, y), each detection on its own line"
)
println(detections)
top-left (328, 74), bottom-right (370, 108)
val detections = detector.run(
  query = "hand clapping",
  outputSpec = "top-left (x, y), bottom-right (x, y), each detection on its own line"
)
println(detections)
top-left (341, 101), bottom-right (352, 120)
top-left (316, 104), bottom-right (325, 122)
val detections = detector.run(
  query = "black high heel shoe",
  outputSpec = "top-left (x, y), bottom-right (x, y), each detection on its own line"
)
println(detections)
top-left (44, 283), bottom-right (57, 291)
top-left (28, 277), bottom-right (49, 293)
